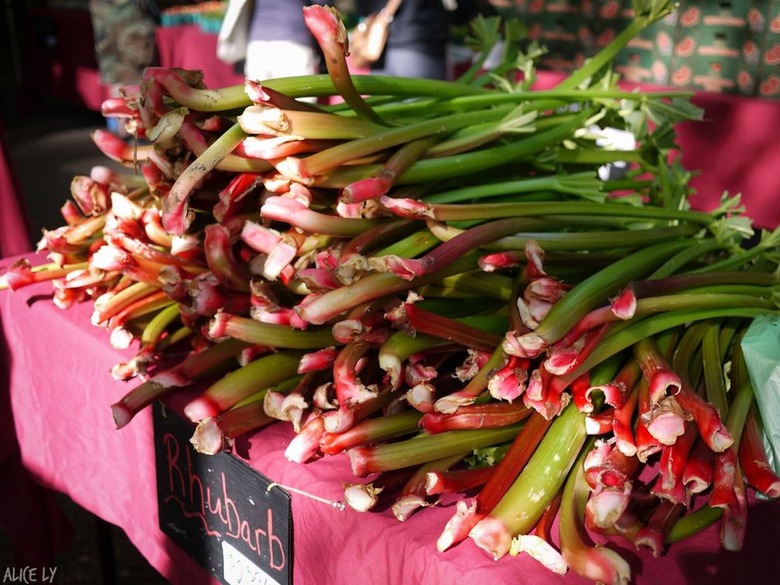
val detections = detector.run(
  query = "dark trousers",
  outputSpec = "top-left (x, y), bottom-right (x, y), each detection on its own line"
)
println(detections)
top-left (372, 47), bottom-right (448, 80)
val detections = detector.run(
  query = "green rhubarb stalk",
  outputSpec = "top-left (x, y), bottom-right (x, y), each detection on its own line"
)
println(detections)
top-left (422, 171), bottom-right (604, 204)
top-left (487, 224), bottom-right (700, 253)
top-left (689, 226), bottom-right (780, 274)
top-left (558, 437), bottom-right (631, 584)
top-left (320, 410), bottom-right (423, 455)
top-left (436, 271), bottom-right (514, 301)
top-left (347, 423), bottom-right (524, 477)
top-left (472, 401), bottom-right (588, 554)
top-left (572, 307), bottom-right (779, 381)
top-left (509, 239), bottom-right (693, 355)
top-left (423, 200), bottom-right (714, 224)
top-left (111, 338), bottom-right (249, 428)
top-left (702, 323), bottom-right (728, 418)
top-left (163, 122), bottom-right (247, 235)
top-left (296, 252), bottom-right (481, 326)
top-left (210, 313), bottom-right (336, 348)
top-left (649, 239), bottom-right (730, 279)
top-left (670, 320), bottom-right (709, 387)
top-left (139, 301), bottom-right (181, 346)
top-left (370, 228), bottom-right (440, 259)
top-left (154, 326), bottom-right (192, 351)
top-left (293, 107), bottom-right (513, 179)
top-left (360, 88), bottom-right (693, 122)
top-left (468, 357), bottom-right (619, 559)
top-left (183, 350), bottom-right (306, 422)
top-left (115, 294), bottom-right (176, 327)
top-left (556, 0), bottom-right (677, 90)
top-left (93, 281), bottom-right (159, 324)
top-left (424, 109), bottom-right (537, 159)
top-left (316, 109), bottom-right (594, 188)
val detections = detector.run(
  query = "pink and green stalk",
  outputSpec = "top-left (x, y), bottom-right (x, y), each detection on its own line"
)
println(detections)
top-left (209, 312), bottom-right (336, 348)
top-left (93, 281), bottom-right (159, 325)
top-left (634, 500), bottom-right (686, 558)
top-left (111, 338), bottom-right (249, 428)
top-left (392, 453), bottom-right (466, 521)
top-left (105, 233), bottom-right (206, 272)
top-left (203, 224), bottom-right (251, 292)
top-left (378, 329), bottom-right (453, 390)
top-left (347, 423), bottom-right (523, 477)
top-left (343, 468), bottom-right (418, 512)
top-left (503, 239), bottom-right (693, 359)
top-left (319, 410), bottom-right (422, 455)
top-left (183, 350), bottom-right (305, 422)
top-left (557, 440), bottom-right (631, 583)
top-left (321, 342), bottom-right (380, 434)
top-left (332, 340), bottom-right (378, 406)
top-left (419, 402), bottom-right (531, 434)
top-left (285, 413), bottom-right (326, 464)
top-left (162, 122), bottom-right (247, 235)
top-left (383, 217), bottom-right (558, 282)
top-left (434, 346), bottom-right (506, 414)
top-left (238, 106), bottom-right (383, 140)
top-left (91, 128), bottom-right (155, 165)
top-left (190, 396), bottom-right (276, 455)
top-left (177, 119), bottom-right (272, 174)
top-left (141, 66), bottom-right (250, 112)
top-left (340, 137), bottom-right (438, 204)
top-left (403, 303), bottom-right (504, 352)
top-left (470, 401), bottom-right (588, 559)
top-left (295, 253), bottom-right (479, 326)
top-left (425, 465), bottom-right (495, 496)
top-left (260, 195), bottom-right (379, 237)
top-left (739, 406), bottom-right (780, 498)
top-left (301, 5), bottom-right (384, 125)
top-left (281, 106), bottom-right (510, 182)
top-left (509, 491), bottom-right (568, 575)
top-left (0, 259), bottom-right (89, 291)
top-left (583, 442), bottom-right (638, 530)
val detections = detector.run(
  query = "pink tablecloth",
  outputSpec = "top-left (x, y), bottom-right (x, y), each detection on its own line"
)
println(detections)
top-left (2, 252), bottom-right (780, 584)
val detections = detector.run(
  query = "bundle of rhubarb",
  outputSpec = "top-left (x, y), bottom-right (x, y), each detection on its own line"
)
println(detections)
top-left (3, 2), bottom-right (780, 583)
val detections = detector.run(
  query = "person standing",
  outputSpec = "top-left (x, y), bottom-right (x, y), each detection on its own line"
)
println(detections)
top-left (354, 0), bottom-right (450, 80)
top-left (88, 0), bottom-right (158, 91)
top-left (245, 0), bottom-right (330, 80)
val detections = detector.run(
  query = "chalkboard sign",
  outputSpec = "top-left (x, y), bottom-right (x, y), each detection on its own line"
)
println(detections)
top-left (153, 403), bottom-right (293, 585)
